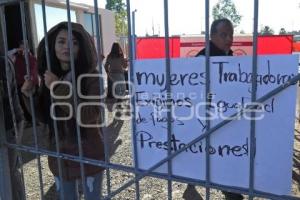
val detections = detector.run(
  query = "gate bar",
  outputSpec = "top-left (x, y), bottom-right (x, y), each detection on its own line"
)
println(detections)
top-left (249, 0), bottom-right (259, 199)
top-left (1, 4), bottom-right (28, 199)
top-left (204, 0), bottom-right (211, 199)
top-left (19, 2), bottom-right (45, 199)
top-left (0, 6), bottom-right (13, 200)
top-left (163, 0), bottom-right (173, 199)
top-left (92, 0), bottom-right (111, 198)
top-left (40, 1), bottom-right (66, 199)
top-left (126, 0), bottom-right (141, 199)
top-left (65, 0), bottom-right (87, 197)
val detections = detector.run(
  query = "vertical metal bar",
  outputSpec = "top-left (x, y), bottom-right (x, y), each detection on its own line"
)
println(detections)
top-left (0, 119), bottom-right (13, 198)
top-left (132, 10), bottom-right (136, 60)
top-left (163, 0), bottom-right (172, 199)
top-left (41, 1), bottom-right (65, 199)
top-left (0, 132), bottom-right (13, 200)
top-left (0, 6), bottom-right (13, 200)
top-left (249, 0), bottom-right (259, 199)
top-left (204, 0), bottom-right (211, 199)
top-left (1, 4), bottom-right (26, 198)
top-left (91, 13), bottom-right (95, 37)
top-left (126, 0), bottom-right (140, 199)
top-left (19, 2), bottom-right (45, 199)
top-left (65, 0), bottom-right (87, 198)
top-left (98, 14), bottom-right (104, 55)
top-left (93, 0), bottom-right (111, 198)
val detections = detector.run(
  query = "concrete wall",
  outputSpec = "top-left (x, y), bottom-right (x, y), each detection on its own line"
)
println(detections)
top-left (98, 8), bottom-right (116, 57)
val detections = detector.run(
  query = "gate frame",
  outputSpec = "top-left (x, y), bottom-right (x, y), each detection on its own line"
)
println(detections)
top-left (0, 0), bottom-right (300, 200)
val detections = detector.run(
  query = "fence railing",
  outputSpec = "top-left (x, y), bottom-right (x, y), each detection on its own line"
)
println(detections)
top-left (0, 0), bottom-right (300, 200)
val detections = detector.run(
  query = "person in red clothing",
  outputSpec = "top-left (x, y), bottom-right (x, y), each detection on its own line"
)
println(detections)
top-left (11, 41), bottom-right (39, 126)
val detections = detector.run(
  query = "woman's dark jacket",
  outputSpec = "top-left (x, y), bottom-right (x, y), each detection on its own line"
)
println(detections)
top-left (27, 22), bottom-right (104, 180)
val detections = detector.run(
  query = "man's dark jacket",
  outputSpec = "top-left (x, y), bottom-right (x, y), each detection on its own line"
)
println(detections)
top-left (194, 41), bottom-right (244, 200)
top-left (195, 41), bottom-right (233, 57)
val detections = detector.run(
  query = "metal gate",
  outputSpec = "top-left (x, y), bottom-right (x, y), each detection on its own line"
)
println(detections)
top-left (0, 0), bottom-right (300, 199)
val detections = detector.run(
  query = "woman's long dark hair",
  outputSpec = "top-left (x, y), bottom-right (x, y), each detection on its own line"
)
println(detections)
top-left (37, 22), bottom-right (97, 79)
top-left (108, 42), bottom-right (124, 59)
top-left (36, 22), bottom-right (97, 138)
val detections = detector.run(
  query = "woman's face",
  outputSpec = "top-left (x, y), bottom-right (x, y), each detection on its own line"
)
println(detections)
top-left (55, 29), bottom-right (79, 65)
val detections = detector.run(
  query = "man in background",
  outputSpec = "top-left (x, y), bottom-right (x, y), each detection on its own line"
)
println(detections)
top-left (183, 18), bottom-right (243, 200)
top-left (195, 18), bottom-right (233, 57)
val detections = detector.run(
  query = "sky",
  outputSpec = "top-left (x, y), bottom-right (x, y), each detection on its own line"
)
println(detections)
top-left (71, 0), bottom-right (300, 36)
top-left (34, 4), bottom-right (77, 41)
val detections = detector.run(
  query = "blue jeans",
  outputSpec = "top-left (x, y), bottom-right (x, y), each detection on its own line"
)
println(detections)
top-left (55, 172), bottom-right (103, 200)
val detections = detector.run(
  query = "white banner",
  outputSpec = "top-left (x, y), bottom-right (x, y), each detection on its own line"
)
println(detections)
top-left (133, 55), bottom-right (298, 195)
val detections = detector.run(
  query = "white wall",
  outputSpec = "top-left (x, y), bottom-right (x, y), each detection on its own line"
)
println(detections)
top-left (98, 8), bottom-right (116, 57)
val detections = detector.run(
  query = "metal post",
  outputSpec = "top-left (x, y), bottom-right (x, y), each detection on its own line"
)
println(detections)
top-left (19, 2), bottom-right (45, 198)
top-left (126, 0), bottom-right (141, 199)
top-left (40, 1), bottom-right (65, 199)
top-left (163, 0), bottom-right (172, 199)
top-left (93, 0), bottom-right (111, 199)
top-left (249, 0), bottom-right (259, 199)
top-left (204, 1), bottom-right (211, 199)
top-left (132, 9), bottom-right (137, 60)
top-left (0, 102), bottom-right (13, 200)
top-left (0, 4), bottom-right (23, 200)
top-left (65, 0), bottom-right (87, 198)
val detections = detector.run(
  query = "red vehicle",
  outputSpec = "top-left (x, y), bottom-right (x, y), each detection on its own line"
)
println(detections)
top-left (136, 35), bottom-right (294, 59)
top-left (293, 35), bottom-right (300, 52)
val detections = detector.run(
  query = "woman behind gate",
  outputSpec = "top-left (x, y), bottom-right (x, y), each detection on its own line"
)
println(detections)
top-left (21, 22), bottom-right (105, 200)
top-left (104, 42), bottom-right (128, 102)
